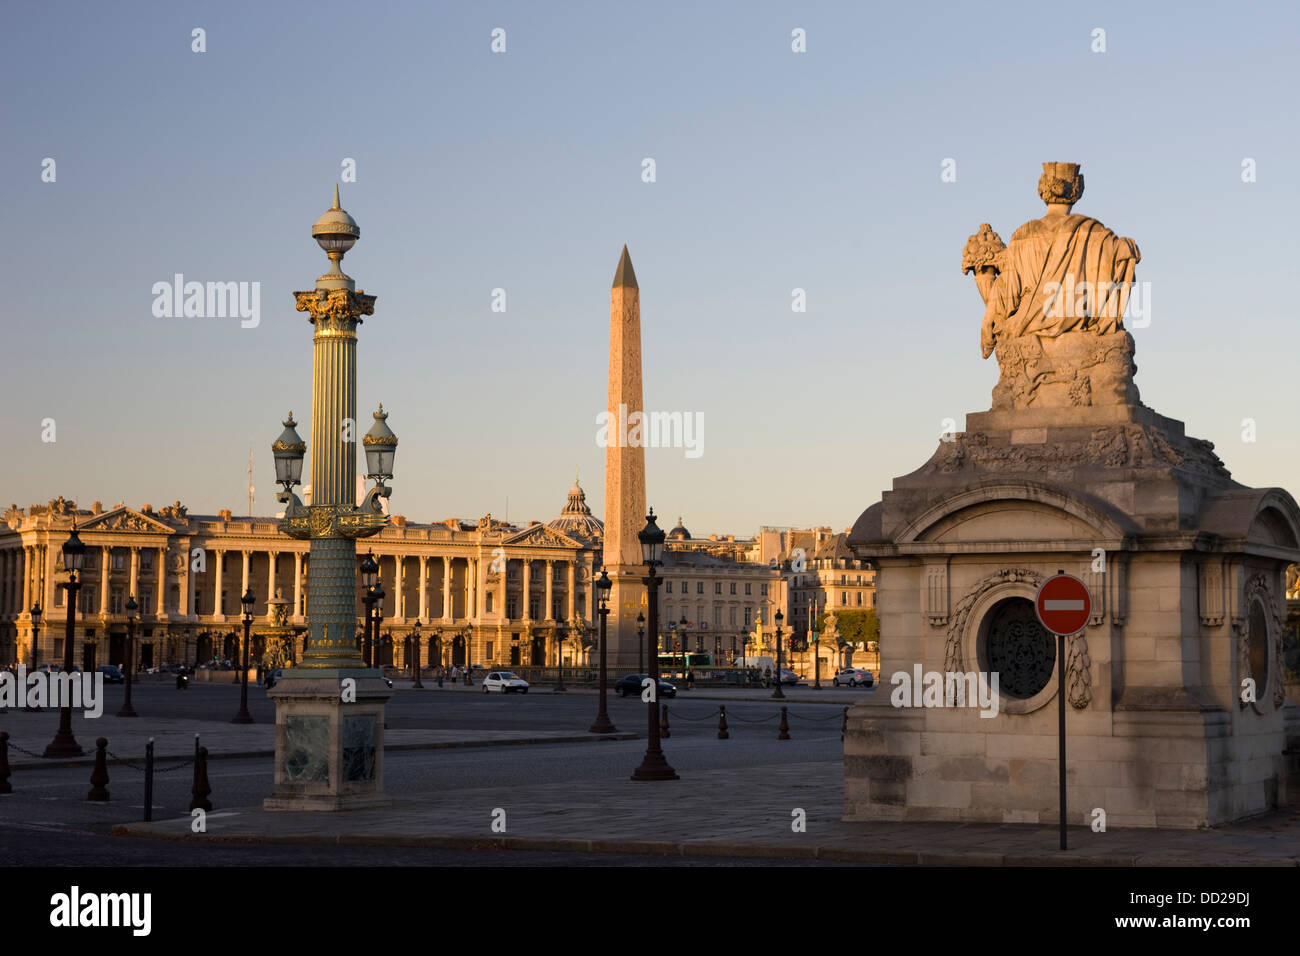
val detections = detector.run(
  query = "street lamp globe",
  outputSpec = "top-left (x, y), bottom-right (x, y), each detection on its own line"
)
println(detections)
top-left (312, 185), bottom-right (360, 257)
top-left (30, 603), bottom-right (42, 629)
top-left (363, 405), bottom-right (397, 480)
top-left (360, 550), bottom-right (379, 589)
top-left (62, 526), bottom-right (86, 574)
top-left (241, 588), bottom-right (255, 621)
top-left (125, 596), bottom-right (138, 622)
top-left (597, 567), bottom-right (612, 597)
top-left (638, 508), bottom-right (664, 566)
top-left (272, 412), bottom-right (307, 488)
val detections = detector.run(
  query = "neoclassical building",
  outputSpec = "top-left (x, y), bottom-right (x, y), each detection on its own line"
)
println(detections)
top-left (0, 483), bottom-right (605, 673)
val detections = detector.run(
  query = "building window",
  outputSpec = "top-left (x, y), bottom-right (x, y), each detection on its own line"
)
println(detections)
top-left (507, 597), bottom-right (517, 618)
top-left (666, 581), bottom-right (673, 593)
top-left (871, 593), bottom-right (876, 606)
top-left (857, 591), bottom-right (862, 606)
top-left (486, 640), bottom-right (494, 660)
top-left (729, 607), bottom-right (737, 626)
top-left (79, 590), bottom-right (95, 614)
top-left (761, 584), bottom-right (768, 596)
top-left (54, 588), bottom-right (64, 607)
top-left (714, 583), bottom-right (722, 595)
top-left (110, 588), bottom-right (124, 614)
top-left (729, 582), bottom-right (737, 595)
top-left (486, 592), bottom-right (494, 614)
top-left (112, 550), bottom-right (126, 571)
top-left (744, 606), bottom-right (752, 625)
top-left (745, 583), bottom-right (751, 595)
top-left (841, 591), bottom-right (847, 605)
top-left (713, 607), bottom-right (722, 628)
top-left (141, 551), bottom-right (153, 570)
top-left (696, 582), bottom-right (704, 594)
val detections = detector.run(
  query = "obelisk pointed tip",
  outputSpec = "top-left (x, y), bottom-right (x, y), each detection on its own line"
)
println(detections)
top-left (612, 245), bottom-right (638, 289)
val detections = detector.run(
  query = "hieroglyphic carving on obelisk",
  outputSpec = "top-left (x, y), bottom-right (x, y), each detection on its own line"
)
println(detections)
top-left (603, 246), bottom-right (649, 667)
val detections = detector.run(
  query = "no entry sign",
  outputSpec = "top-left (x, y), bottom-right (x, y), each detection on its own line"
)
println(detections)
top-left (1035, 573), bottom-right (1091, 635)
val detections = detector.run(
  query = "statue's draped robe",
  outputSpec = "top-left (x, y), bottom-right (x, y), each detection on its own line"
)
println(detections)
top-left (985, 214), bottom-right (1140, 347)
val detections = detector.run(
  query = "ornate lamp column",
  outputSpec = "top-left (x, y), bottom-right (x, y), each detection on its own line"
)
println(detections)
top-left (410, 619), bottom-right (423, 688)
top-left (772, 609), bottom-right (786, 699)
top-left (232, 588), bottom-right (255, 724)
top-left (264, 187), bottom-right (397, 811)
top-left (589, 568), bottom-right (616, 733)
top-left (24, 603), bottom-right (42, 712)
top-left (43, 527), bottom-right (86, 757)
top-left (117, 596), bottom-right (139, 717)
top-left (632, 509), bottom-right (678, 781)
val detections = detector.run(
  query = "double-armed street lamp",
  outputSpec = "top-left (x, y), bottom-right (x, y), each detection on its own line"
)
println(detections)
top-left (43, 527), bottom-right (86, 757)
top-left (25, 603), bottom-right (42, 712)
top-left (632, 509), bottom-right (678, 781)
top-left (232, 588), bottom-right (256, 724)
top-left (117, 596), bottom-right (139, 717)
top-left (772, 609), bottom-right (786, 700)
top-left (410, 619), bottom-right (424, 688)
top-left (588, 569), bottom-right (616, 734)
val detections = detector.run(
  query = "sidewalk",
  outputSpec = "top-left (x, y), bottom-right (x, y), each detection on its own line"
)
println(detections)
top-left (0, 709), bottom-right (635, 768)
top-left (113, 759), bottom-right (1300, 866)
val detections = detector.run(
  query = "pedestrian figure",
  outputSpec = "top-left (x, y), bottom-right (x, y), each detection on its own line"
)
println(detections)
top-left (686, 669), bottom-right (696, 690)
top-left (763, 665), bottom-right (772, 689)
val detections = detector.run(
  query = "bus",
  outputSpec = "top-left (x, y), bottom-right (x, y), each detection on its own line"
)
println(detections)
top-left (657, 652), bottom-right (712, 676)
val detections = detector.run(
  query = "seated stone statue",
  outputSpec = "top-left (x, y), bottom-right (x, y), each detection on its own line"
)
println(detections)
top-left (963, 163), bottom-right (1143, 409)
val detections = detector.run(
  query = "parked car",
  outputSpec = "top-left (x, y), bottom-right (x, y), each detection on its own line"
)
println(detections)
top-left (778, 669), bottom-right (800, 685)
top-left (833, 668), bottom-right (874, 688)
top-left (482, 671), bottom-right (530, 694)
top-left (613, 674), bottom-right (677, 698)
top-left (98, 664), bottom-right (125, 684)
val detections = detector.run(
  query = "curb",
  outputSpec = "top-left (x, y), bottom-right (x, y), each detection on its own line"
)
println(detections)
top-left (5, 731), bottom-right (640, 770)
top-left (106, 824), bottom-right (1300, 866)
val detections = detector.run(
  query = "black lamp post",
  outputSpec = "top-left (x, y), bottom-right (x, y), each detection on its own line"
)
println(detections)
top-left (117, 595), bottom-right (139, 717)
top-left (24, 603), bottom-right (42, 712)
top-left (679, 613), bottom-right (688, 679)
top-left (589, 569), bottom-right (616, 733)
top-left (360, 550), bottom-right (378, 667)
top-left (410, 619), bottom-right (423, 688)
top-left (632, 509), bottom-right (678, 781)
top-left (636, 612), bottom-right (645, 673)
top-left (370, 581), bottom-right (386, 669)
top-left (772, 609), bottom-right (785, 699)
top-left (43, 526), bottom-right (86, 757)
top-left (810, 597), bottom-right (821, 690)
top-left (232, 588), bottom-right (255, 723)
top-left (462, 622), bottom-right (473, 684)
top-left (554, 621), bottom-right (567, 693)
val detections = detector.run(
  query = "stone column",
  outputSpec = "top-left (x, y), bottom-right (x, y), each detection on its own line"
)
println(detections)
top-left (463, 558), bottom-right (472, 622)
top-left (213, 548), bottom-right (224, 619)
top-left (156, 548), bottom-right (167, 617)
top-left (20, 547), bottom-right (30, 615)
top-left (129, 547), bottom-right (139, 601)
top-left (499, 552), bottom-right (509, 622)
top-left (393, 555), bottom-right (405, 623)
top-left (418, 556), bottom-right (428, 622)
top-left (100, 546), bottom-right (111, 617)
top-left (477, 555), bottom-right (487, 619)
top-left (522, 559), bottom-right (532, 622)
top-left (293, 552), bottom-right (304, 621)
top-left (544, 560), bottom-right (554, 620)
top-left (240, 549), bottom-right (251, 596)
top-left (266, 550), bottom-right (278, 615)
top-left (567, 561), bottom-right (576, 621)
top-left (442, 557), bottom-right (452, 623)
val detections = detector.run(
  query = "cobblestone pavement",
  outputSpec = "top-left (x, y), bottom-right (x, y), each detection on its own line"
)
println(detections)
top-left (115, 759), bottom-right (1300, 866)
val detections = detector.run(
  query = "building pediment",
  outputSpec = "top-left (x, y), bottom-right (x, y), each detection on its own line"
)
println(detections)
top-left (77, 507), bottom-right (177, 535)
top-left (503, 524), bottom-right (585, 550)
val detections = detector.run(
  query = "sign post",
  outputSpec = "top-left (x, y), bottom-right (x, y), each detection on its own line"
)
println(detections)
top-left (1035, 570), bottom-right (1091, 851)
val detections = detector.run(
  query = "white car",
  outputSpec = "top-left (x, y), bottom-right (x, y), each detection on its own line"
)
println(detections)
top-left (833, 668), bottom-right (874, 687)
top-left (482, 671), bottom-right (530, 694)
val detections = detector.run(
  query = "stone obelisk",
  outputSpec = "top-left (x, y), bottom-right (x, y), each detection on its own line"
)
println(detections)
top-left (604, 246), bottom-right (649, 669)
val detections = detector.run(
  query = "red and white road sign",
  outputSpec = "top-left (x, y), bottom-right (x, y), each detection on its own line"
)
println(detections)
top-left (1035, 573), bottom-right (1091, 635)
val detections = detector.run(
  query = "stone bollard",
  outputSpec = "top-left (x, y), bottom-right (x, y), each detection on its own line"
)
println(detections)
top-left (660, 703), bottom-right (671, 739)
top-left (189, 746), bottom-right (213, 812)
top-left (841, 706), bottom-right (849, 742)
top-left (87, 738), bottom-right (110, 802)
top-left (717, 705), bottom-right (730, 740)
top-left (778, 706), bottom-right (790, 740)
top-left (0, 731), bottom-right (11, 794)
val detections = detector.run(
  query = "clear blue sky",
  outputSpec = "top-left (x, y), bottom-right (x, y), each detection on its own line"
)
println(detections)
top-left (3, 0), bottom-right (1296, 534)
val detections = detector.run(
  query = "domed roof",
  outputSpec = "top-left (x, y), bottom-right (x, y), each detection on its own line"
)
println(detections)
top-left (668, 516), bottom-right (691, 540)
top-left (546, 477), bottom-right (603, 544)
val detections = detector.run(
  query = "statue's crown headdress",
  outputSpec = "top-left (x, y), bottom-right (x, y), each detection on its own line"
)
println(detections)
top-left (1038, 161), bottom-right (1084, 205)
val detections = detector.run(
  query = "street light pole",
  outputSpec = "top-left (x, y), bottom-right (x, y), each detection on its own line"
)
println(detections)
top-left (636, 612), bottom-right (645, 674)
top-left (554, 622), bottom-right (567, 693)
top-left (463, 623), bottom-right (473, 684)
top-left (589, 569), bottom-right (616, 733)
top-left (772, 609), bottom-right (786, 699)
top-left (232, 588), bottom-right (255, 723)
top-left (410, 619), bottom-right (423, 688)
top-left (632, 509), bottom-right (678, 781)
top-left (371, 581), bottom-right (385, 669)
top-left (118, 596), bottom-right (139, 717)
top-left (25, 603), bottom-right (42, 712)
top-left (44, 526), bottom-right (86, 758)
top-left (811, 597), bottom-right (821, 691)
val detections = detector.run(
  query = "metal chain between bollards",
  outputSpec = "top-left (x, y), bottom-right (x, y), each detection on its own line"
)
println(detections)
top-left (107, 750), bottom-right (195, 773)
top-left (664, 707), bottom-right (720, 721)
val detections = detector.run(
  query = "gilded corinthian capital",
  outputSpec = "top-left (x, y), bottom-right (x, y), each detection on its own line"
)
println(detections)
top-left (293, 288), bottom-right (377, 333)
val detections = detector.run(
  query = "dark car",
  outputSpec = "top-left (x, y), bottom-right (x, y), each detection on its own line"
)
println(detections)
top-left (613, 674), bottom-right (677, 698)
top-left (98, 664), bottom-right (125, 684)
